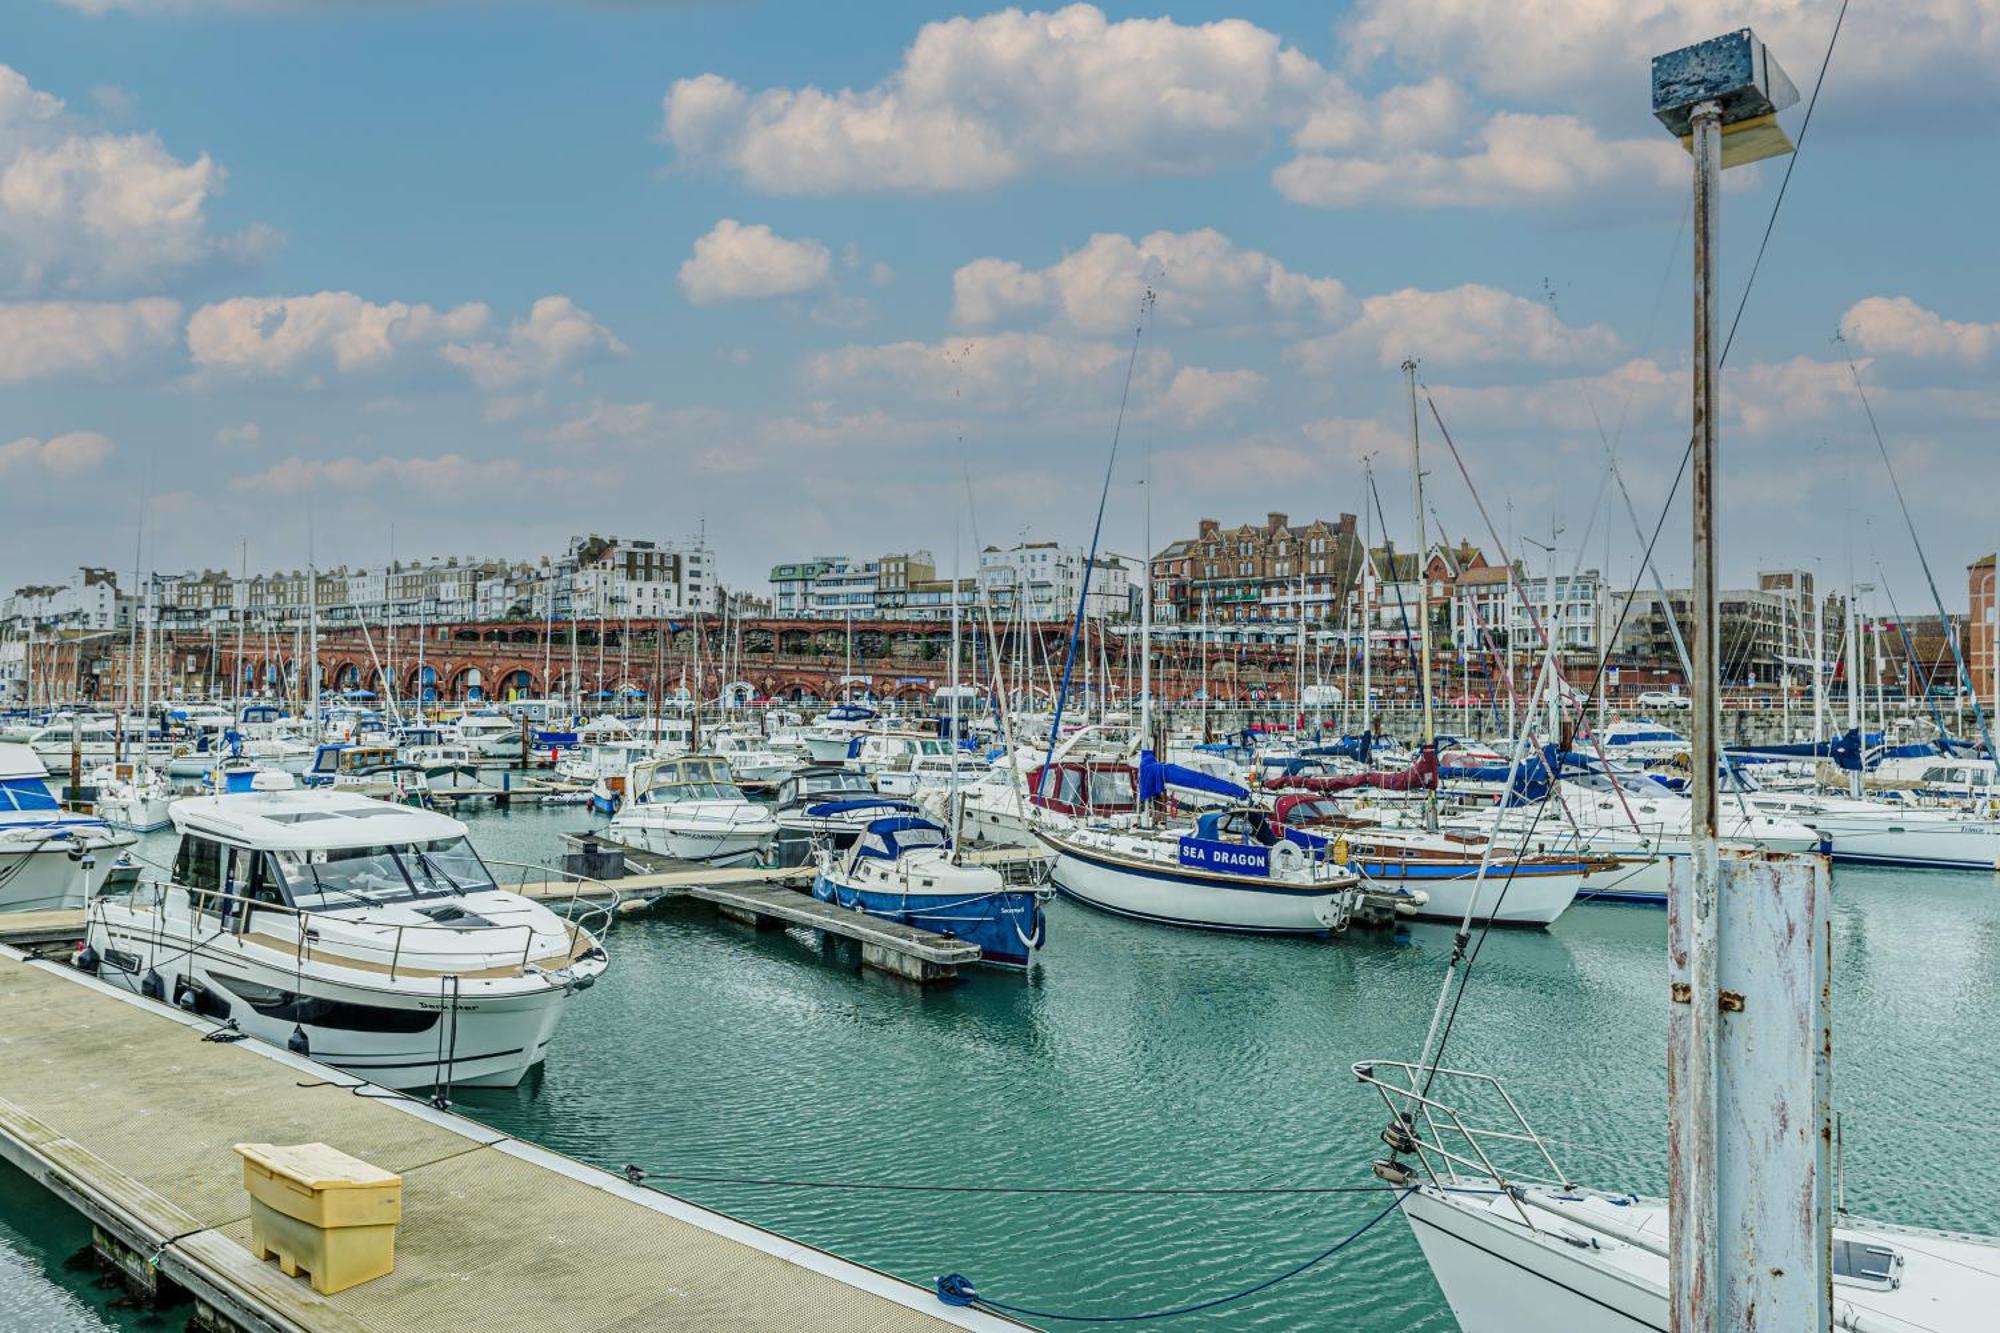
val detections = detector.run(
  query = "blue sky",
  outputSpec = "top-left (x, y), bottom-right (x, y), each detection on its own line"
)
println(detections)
top-left (3, 0), bottom-right (1997, 611)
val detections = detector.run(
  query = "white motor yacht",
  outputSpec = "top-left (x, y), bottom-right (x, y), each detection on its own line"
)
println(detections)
top-left (608, 754), bottom-right (777, 867)
top-left (453, 711), bottom-right (525, 761)
top-left (0, 743), bottom-right (136, 911)
top-left (79, 775), bottom-right (607, 1090)
top-left (84, 758), bottom-right (173, 833)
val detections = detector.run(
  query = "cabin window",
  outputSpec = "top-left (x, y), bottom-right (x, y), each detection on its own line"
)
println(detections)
top-left (1086, 770), bottom-right (1136, 808)
top-left (173, 836), bottom-right (224, 896)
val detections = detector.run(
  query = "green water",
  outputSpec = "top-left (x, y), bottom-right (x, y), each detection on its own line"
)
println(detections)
top-left (8, 801), bottom-right (1999, 1329)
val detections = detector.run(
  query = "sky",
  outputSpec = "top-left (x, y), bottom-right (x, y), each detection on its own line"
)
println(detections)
top-left (2, 0), bottom-right (1997, 614)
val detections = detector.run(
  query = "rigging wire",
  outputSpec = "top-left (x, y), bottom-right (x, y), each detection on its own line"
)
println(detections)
top-left (1404, 0), bottom-right (1852, 1095)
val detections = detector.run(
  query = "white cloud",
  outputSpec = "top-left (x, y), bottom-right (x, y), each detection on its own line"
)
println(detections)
top-left (0, 297), bottom-right (178, 382)
top-left (0, 430), bottom-right (112, 478)
top-left (186, 291), bottom-right (489, 378)
top-left (662, 5), bottom-right (1343, 193)
top-left (678, 219), bottom-right (832, 304)
top-left (229, 453), bottom-right (528, 499)
top-left (214, 421), bottom-right (260, 447)
top-left (1288, 283), bottom-right (1620, 370)
top-left (540, 399), bottom-right (661, 444)
top-left (1156, 366), bottom-right (1265, 425)
top-left (1275, 111), bottom-right (1683, 210)
top-left (953, 228), bottom-right (1346, 333)
top-left (806, 330), bottom-right (1172, 412)
top-left (440, 296), bottom-right (626, 390)
top-left (0, 64), bottom-right (264, 292)
top-left (1345, 0), bottom-right (2000, 112)
top-left (1842, 296), bottom-right (1998, 363)
top-left (1423, 358), bottom-right (1677, 433)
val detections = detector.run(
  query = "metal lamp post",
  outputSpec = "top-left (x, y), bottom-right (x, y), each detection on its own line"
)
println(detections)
top-left (1652, 29), bottom-right (1830, 1333)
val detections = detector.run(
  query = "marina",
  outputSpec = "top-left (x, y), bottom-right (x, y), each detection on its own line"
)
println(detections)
top-left (5, 3), bottom-right (2000, 1330)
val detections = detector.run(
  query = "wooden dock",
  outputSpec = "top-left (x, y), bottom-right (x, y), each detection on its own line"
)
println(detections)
top-left (0, 942), bottom-right (1023, 1332)
top-left (547, 838), bottom-right (1026, 982)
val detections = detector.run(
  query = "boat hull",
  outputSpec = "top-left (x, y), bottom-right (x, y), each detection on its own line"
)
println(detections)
top-left (1359, 859), bottom-right (1581, 927)
top-left (84, 919), bottom-right (585, 1089)
top-left (1401, 1188), bottom-right (1665, 1333)
top-left (812, 873), bottom-right (1045, 967)
top-left (1045, 836), bottom-right (1347, 934)
top-left (0, 836), bottom-right (133, 912)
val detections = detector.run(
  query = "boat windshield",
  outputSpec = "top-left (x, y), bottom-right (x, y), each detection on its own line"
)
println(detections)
top-left (642, 782), bottom-right (741, 803)
top-left (802, 771), bottom-right (873, 796)
top-left (1287, 798), bottom-right (1342, 822)
top-left (273, 835), bottom-right (497, 910)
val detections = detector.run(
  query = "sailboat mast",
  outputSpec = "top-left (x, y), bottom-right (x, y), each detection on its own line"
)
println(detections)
top-left (1361, 470), bottom-right (1372, 740)
top-left (1405, 360), bottom-right (1437, 829)
top-left (1139, 517), bottom-right (1152, 747)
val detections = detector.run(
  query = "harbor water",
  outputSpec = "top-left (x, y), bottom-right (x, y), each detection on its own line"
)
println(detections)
top-left (6, 800), bottom-right (1998, 1329)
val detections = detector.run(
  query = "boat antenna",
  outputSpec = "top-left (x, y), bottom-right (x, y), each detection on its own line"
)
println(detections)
top-left (1039, 288), bottom-right (1153, 781)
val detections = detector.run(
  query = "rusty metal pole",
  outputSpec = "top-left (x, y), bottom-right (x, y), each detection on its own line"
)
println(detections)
top-left (1658, 30), bottom-right (1829, 1333)
top-left (1668, 96), bottom-right (1725, 1333)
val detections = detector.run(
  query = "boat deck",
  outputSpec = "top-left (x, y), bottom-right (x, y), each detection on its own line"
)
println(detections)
top-left (0, 943), bottom-right (1020, 1331)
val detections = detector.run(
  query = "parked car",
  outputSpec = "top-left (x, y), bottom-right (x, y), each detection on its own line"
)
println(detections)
top-left (1636, 690), bottom-right (1692, 710)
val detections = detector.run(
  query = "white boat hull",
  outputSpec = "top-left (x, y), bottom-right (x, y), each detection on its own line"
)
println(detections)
top-left (87, 916), bottom-right (583, 1088)
top-left (1046, 836), bottom-right (1347, 934)
top-left (1397, 871), bottom-right (1581, 927)
top-left (1401, 1188), bottom-right (1664, 1333)
top-left (0, 836), bottom-right (132, 912)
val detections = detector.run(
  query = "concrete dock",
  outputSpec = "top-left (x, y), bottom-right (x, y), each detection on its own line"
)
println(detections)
top-left (0, 941), bottom-right (1022, 1332)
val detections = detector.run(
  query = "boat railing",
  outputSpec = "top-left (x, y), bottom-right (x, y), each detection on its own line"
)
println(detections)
top-left (118, 870), bottom-right (610, 984)
top-left (1352, 1059), bottom-right (1576, 1216)
top-left (480, 857), bottom-right (618, 951)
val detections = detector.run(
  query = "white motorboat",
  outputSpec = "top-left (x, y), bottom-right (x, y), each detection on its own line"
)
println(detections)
top-left (453, 711), bottom-right (525, 761)
top-left (1353, 1060), bottom-right (2000, 1333)
top-left (27, 715), bottom-right (175, 775)
top-left (772, 764), bottom-right (885, 867)
top-left (395, 726), bottom-right (477, 779)
top-left (1440, 777), bottom-right (1822, 906)
top-left (706, 728), bottom-right (804, 786)
top-left (801, 703), bottom-right (878, 763)
top-left (84, 758), bottom-right (173, 833)
top-left (1039, 807), bottom-right (1367, 934)
top-left (0, 743), bottom-right (136, 912)
top-left (79, 775), bottom-right (608, 1090)
top-left (1745, 788), bottom-right (2000, 870)
top-left (608, 754), bottom-right (777, 867)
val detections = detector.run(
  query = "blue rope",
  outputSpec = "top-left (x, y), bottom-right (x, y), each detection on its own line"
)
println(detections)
top-left (935, 1186), bottom-right (1412, 1322)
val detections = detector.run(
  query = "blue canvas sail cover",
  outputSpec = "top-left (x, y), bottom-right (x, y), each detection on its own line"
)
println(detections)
top-left (805, 797), bottom-right (922, 818)
top-left (1438, 744), bottom-right (1559, 806)
top-left (1136, 751), bottom-right (1249, 803)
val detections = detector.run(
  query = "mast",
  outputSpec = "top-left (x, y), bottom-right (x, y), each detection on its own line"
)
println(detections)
top-left (1294, 568), bottom-right (1306, 740)
top-left (1812, 565), bottom-right (1826, 743)
top-left (1138, 463), bottom-right (1154, 749)
top-left (1846, 571), bottom-right (1862, 797)
top-left (139, 574), bottom-right (154, 752)
top-left (1405, 359), bottom-right (1437, 827)
top-left (1361, 469), bottom-right (1373, 742)
top-left (308, 521), bottom-right (322, 735)
top-left (949, 533), bottom-right (963, 851)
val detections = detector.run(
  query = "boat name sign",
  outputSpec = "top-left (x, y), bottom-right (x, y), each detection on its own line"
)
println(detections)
top-left (1177, 838), bottom-right (1270, 877)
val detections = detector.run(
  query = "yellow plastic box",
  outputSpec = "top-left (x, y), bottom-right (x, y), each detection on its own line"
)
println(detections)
top-left (235, 1142), bottom-right (403, 1295)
